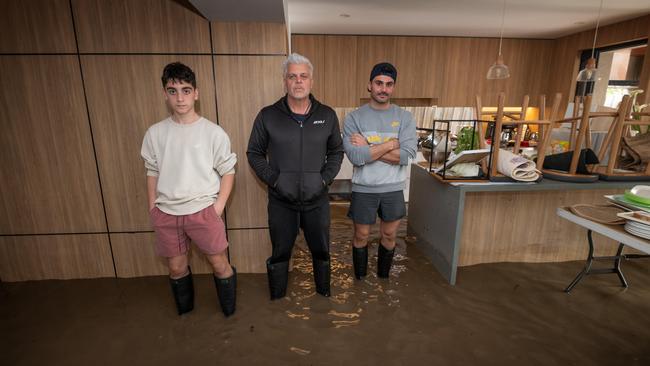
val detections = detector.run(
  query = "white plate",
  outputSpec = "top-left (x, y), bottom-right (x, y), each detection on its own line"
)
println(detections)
top-left (624, 224), bottom-right (650, 239)
top-left (624, 229), bottom-right (650, 240)
top-left (626, 226), bottom-right (650, 238)
top-left (627, 220), bottom-right (650, 229)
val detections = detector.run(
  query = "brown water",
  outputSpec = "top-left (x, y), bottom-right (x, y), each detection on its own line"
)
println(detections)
top-left (1, 203), bottom-right (649, 365)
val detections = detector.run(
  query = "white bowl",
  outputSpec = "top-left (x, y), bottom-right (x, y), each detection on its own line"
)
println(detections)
top-left (631, 185), bottom-right (650, 199)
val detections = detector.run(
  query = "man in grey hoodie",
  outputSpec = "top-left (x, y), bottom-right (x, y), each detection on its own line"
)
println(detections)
top-left (342, 62), bottom-right (417, 279)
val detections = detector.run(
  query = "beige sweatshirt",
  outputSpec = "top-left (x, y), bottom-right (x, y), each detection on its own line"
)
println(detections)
top-left (141, 117), bottom-right (237, 215)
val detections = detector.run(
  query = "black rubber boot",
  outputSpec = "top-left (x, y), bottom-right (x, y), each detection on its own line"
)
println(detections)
top-left (267, 259), bottom-right (289, 300)
top-left (169, 267), bottom-right (194, 315)
top-left (312, 259), bottom-right (331, 297)
top-left (214, 266), bottom-right (237, 317)
top-left (377, 244), bottom-right (395, 279)
top-left (352, 246), bottom-right (368, 279)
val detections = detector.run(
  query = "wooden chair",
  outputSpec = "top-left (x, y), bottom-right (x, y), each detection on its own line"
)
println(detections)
top-left (593, 95), bottom-right (650, 181)
top-left (535, 94), bottom-right (614, 183)
top-left (478, 92), bottom-right (561, 181)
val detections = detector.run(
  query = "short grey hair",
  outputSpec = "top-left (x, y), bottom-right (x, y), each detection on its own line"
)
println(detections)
top-left (282, 53), bottom-right (313, 78)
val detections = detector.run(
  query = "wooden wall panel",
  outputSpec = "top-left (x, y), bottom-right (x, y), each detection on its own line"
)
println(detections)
top-left (441, 37), bottom-right (488, 105)
top-left (295, 15), bottom-right (650, 109)
top-left (212, 22), bottom-right (287, 55)
top-left (294, 34), bottom-right (555, 108)
top-left (0, 56), bottom-right (106, 235)
top-left (291, 35), bottom-right (325, 101)
top-left (545, 34), bottom-right (582, 107)
top-left (393, 37), bottom-right (436, 99)
top-left (0, 0), bottom-right (76, 53)
top-left (227, 229), bottom-right (272, 273)
top-left (214, 56), bottom-right (286, 229)
top-left (323, 36), bottom-right (359, 107)
top-left (110, 232), bottom-right (214, 277)
top-left (72, 0), bottom-right (211, 53)
top-left (589, 14), bottom-right (649, 49)
top-left (458, 189), bottom-right (623, 266)
top-left (0, 234), bottom-right (114, 281)
top-left (81, 55), bottom-right (217, 232)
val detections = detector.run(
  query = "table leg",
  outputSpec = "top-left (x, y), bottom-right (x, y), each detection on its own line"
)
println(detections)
top-left (614, 243), bottom-right (628, 288)
top-left (565, 231), bottom-right (629, 293)
top-left (565, 230), bottom-right (595, 293)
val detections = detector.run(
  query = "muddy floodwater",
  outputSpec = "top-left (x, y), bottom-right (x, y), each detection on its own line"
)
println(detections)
top-left (1, 203), bottom-right (649, 365)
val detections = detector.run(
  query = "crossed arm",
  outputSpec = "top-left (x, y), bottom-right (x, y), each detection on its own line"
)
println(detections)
top-left (348, 133), bottom-right (401, 165)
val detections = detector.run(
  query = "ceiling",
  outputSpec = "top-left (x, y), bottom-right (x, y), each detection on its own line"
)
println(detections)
top-left (189, 0), bottom-right (650, 39)
top-left (288, 0), bottom-right (650, 39)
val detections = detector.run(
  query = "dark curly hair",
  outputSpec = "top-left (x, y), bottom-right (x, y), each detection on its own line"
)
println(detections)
top-left (161, 62), bottom-right (196, 88)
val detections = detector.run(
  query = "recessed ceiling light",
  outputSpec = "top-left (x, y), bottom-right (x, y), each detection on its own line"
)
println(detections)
top-left (340, 13), bottom-right (351, 18)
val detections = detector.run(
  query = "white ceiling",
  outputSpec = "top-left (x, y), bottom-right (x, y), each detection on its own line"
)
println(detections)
top-left (287, 0), bottom-right (650, 39)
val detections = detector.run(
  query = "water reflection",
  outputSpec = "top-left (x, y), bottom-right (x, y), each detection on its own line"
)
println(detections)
top-left (285, 203), bottom-right (409, 326)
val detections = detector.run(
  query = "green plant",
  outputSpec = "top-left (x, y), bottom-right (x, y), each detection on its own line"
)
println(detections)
top-left (454, 126), bottom-right (479, 154)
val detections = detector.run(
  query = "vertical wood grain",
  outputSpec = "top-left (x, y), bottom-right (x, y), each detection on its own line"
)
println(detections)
top-left (0, 234), bottom-right (114, 281)
top-left (227, 228), bottom-right (272, 273)
top-left (458, 189), bottom-right (624, 266)
top-left (212, 22), bottom-right (288, 55)
top-left (0, 56), bottom-right (106, 235)
top-left (292, 35), bottom-right (325, 100)
top-left (0, 0), bottom-right (76, 53)
top-left (72, 0), bottom-right (211, 53)
top-left (295, 34), bottom-right (555, 108)
top-left (323, 36), bottom-right (358, 107)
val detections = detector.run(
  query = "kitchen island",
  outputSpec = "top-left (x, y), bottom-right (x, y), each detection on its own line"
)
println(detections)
top-left (407, 164), bottom-right (648, 285)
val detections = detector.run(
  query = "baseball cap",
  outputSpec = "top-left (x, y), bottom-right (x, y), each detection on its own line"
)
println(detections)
top-left (369, 62), bottom-right (397, 82)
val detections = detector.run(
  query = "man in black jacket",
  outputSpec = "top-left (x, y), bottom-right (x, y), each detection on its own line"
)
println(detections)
top-left (247, 53), bottom-right (343, 300)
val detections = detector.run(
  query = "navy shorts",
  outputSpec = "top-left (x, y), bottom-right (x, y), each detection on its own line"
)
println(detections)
top-left (347, 191), bottom-right (406, 225)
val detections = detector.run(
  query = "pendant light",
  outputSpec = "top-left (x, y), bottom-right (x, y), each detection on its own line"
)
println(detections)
top-left (487, 0), bottom-right (510, 80)
top-left (576, 0), bottom-right (604, 83)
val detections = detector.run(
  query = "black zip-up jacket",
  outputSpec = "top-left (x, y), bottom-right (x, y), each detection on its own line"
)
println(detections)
top-left (247, 94), bottom-right (343, 208)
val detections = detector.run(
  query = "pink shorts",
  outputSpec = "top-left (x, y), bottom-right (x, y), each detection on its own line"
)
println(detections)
top-left (150, 205), bottom-right (228, 258)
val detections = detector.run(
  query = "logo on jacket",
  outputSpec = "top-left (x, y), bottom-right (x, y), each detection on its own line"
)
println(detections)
top-left (313, 120), bottom-right (325, 124)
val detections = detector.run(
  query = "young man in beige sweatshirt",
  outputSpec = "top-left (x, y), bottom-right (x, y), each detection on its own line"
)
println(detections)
top-left (141, 62), bottom-right (237, 317)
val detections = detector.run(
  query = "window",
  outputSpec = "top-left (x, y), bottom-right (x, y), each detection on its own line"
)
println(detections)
top-left (575, 39), bottom-right (647, 109)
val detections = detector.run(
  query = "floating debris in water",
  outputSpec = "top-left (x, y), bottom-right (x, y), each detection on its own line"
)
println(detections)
top-left (285, 311), bottom-right (309, 320)
top-left (281, 210), bottom-right (409, 320)
top-left (332, 319), bottom-right (360, 328)
top-left (289, 347), bottom-right (311, 355)
top-left (328, 310), bottom-right (360, 319)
